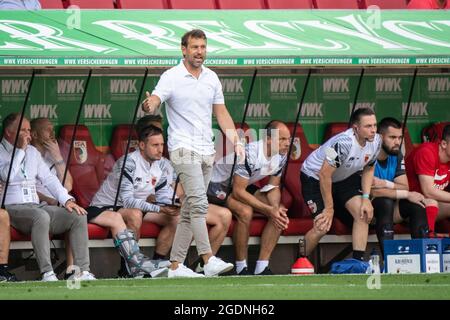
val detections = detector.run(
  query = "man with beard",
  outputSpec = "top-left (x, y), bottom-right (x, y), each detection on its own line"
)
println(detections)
top-left (370, 118), bottom-right (429, 254)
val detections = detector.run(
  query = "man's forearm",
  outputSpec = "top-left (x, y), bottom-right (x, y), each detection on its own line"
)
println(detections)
top-left (233, 190), bottom-right (272, 216)
top-left (319, 176), bottom-right (334, 209)
top-left (361, 166), bottom-right (375, 195)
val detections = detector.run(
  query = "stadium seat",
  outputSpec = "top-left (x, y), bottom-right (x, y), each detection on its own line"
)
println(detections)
top-left (65, 0), bottom-right (115, 8)
top-left (422, 122), bottom-right (450, 143)
top-left (323, 122), bottom-right (348, 142)
top-left (116, 0), bottom-right (168, 9)
top-left (10, 227), bottom-right (31, 241)
top-left (170, 0), bottom-right (217, 9)
top-left (140, 221), bottom-right (162, 238)
top-left (40, 0), bottom-right (65, 8)
top-left (58, 125), bottom-right (107, 208)
top-left (216, 0), bottom-right (266, 9)
top-left (313, 0), bottom-right (363, 9)
top-left (110, 124), bottom-right (139, 160)
top-left (265, 0), bottom-right (313, 9)
top-left (363, 0), bottom-right (407, 9)
top-left (88, 223), bottom-right (110, 239)
top-left (401, 126), bottom-right (414, 159)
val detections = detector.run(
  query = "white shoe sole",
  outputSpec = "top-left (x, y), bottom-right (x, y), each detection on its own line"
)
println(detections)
top-left (205, 263), bottom-right (234, 277)
top-left (150, 267), bottom-right (169, 278)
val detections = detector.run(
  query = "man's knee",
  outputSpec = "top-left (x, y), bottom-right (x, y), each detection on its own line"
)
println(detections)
top-left (123, 209), bottom-right (143, 226)
top-left (234, 206), bottom-right (253, 225)
top-left (0, 209), bottom-right (9, 226)
top-left (187, 196), bottom-right (209, 216)
top-left (33, 210), bottom-right (51, 226)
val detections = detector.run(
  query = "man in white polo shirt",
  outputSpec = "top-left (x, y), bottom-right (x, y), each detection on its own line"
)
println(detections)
top-left (0, 113), bottom-right (94, 281)
top-left (142, 29), bottom-right (244, 277)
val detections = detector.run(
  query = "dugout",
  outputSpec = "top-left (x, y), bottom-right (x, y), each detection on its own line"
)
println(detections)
top-left (1, 9), bottom-right (449, 279)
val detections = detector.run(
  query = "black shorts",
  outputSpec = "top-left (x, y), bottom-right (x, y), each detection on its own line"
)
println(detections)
top-left (86, 206), bottom-right (122, 222)
top-left (207, 184), bottom-right (259, 208)
top-left (300, 172), bottom-right (362, 227)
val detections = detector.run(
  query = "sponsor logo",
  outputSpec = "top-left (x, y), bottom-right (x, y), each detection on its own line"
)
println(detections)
top-left (401, 102), bottom-right (428, 118)
top-left (57, 79), bottom-right (84, 94)
top-left (375, 78), bottom-right (402, 92)
top-left (349, 102), bottom-right (375, 114)
top-left (301, 103), bottom-right (323, 118)
top-left (110, 79), bottom-right (137, 94)
top-left (270, 78), bottom-right (297, 93)
top-left (73, 140), bottom-right (87, 164)
top-left (428, 77), bottom-right (450, 92)
top-left (84, 104), bottom-right (112, 119)
top-left (323, 78), bottom-right (349, 93)
top-left (246, 103), bottom-right (271, 118)
top-left (30, 104), bottom-right (58, 119)
top-left (1, 80), bottom-right (29, 101)
top-left (220, 78), bottom-right (244, 93)
top-left (290, 137), bottom-right (301, 161)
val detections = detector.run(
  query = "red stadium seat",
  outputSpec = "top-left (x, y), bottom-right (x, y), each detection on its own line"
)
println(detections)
top-left (110, 125), bottom-right (139, 160)
top-left (422, 122), bottom-right (450, 143)
top-left (10, 227), bottom-right (31, 241)
top-left (88, 223), bottom-right (110, 239)
top-left (313, 0), bottom-right (363, 9)
top-left (170, 0), bottom-right (217, 9)
top-left (265, 0), bottom-right (314, 9)
top-left (58, 125), bottom-right (107, 208)
top-left (65, 0), bottom-right (115, 8)
top-left (140, 221), bottom-right (162, 238)
top-left (363, 0), bottom-right (407, 9)
top-left (40, 0), bottom-right (65, 8)
top-left (116, 0), bottom-right (168, 8)
top-left (217, 0), bottom-right (266, 9)
top-left (323, 122), bottom-right (348, 142)
top-left (401, 126), bottom-right (415, 159)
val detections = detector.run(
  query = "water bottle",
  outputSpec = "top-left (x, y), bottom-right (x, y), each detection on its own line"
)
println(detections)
top-left (369, 248), bottom-right (381, 274)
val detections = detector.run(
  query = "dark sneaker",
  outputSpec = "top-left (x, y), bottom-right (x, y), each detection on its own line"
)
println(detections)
top-left (236, 267), bottom-right (251, 276)
top-left (117, 266), bottom-right (133, 279)
top-left (255, 267), bottom-right (273, 275)
top-left (64, 271), bottom-right (75, 280)
top-left (0, 270), bottom-right (18, 282)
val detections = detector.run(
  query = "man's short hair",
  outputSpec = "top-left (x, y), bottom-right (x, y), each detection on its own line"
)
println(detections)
top-left (264, 120), bottom-right (284, 138)
top-left (442, 124), bottom-right (450, 142)
top-left (378, 117), bottom-right (402, 134)
top-left (138, 124), bottom-right (163, 142)
top-left (181, 29), bottom-right (207, 47)
top-left (30, 117), bottom-right (49, 132)
top-left (350, 108), bottom-right (375, 125)
top-left (136, 115), bottom-right (163, 136)
top-left (2, 113), bottom-right (20, 134)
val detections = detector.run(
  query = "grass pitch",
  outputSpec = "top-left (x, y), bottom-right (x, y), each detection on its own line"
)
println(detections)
top-left (0, 273), bottom-right (449, 300)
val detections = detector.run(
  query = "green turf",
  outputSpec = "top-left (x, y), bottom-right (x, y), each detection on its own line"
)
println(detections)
top-left (0, 274), bottom-right (449, 300)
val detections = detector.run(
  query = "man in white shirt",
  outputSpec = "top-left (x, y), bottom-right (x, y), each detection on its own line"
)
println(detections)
top-left (299, 108), bottom-right (381, 264)
top-left (0, 113), bottom-right (94, 281)
top-left (88, 125), bottom-right (175, 278)
top-left (207, 121), bottom-right (290, 275)
top-left (0, 207), bottom-right (17, 281)
top-left (142, 29), bottom-right (244, 278)
top-left (0, 0), bottom-right (41, 10)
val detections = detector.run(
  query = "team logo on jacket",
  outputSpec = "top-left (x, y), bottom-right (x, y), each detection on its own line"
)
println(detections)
top-left (307, 200), bottom-right (317, 214)
top-left (73, 141), bottom-right (87, 164)
top-left (364, 154), bottom-right (370, 163)
top-left (290, 137), bottom-right (301, 161)
top-left (151, 176), bottom-right (157, 186)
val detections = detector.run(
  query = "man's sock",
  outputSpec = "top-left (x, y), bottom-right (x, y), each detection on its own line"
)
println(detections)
top-left (425, 205), bottom-right (439, 233)
top-left (254, 260), bottom-right (269, 274)
top-left (235, 260), bottom-right (247, 274)
top-left (152, 252), bottom-right (166, 260)
top-left (352, 250), bottom-right (365, 261)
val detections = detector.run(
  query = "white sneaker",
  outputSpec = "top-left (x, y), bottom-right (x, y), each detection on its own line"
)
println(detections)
top-left (69, 271), bottom-right (97, 281)
top-left (42, 271), bottom-right (58, 282)
top-left (168, 264), bottom-right (205, 278)
top-left (204, 256), bottom-right (234, 277)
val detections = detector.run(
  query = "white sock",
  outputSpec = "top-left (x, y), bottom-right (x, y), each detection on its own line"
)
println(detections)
top-left (254, 260), bottom-right (269, 274)
top-left (235, 260), bottom-right (247, 274)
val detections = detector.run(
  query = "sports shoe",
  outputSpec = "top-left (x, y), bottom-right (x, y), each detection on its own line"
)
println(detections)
top-left (0, 269), bottom-right (18, 282)
top-left (255, 267), bottom-right (273, 275)
top-left (42, 270), bottom-right (58, 282)
top-left (68, 271), bottom-right (97, 281)
top-left (204, 256), bottom-right (234, 277)
top-left (236, 267), bottom-right (251, 276)
top-left (140, 258), bottom-right (170, 278)
top-left (195, 262), bottom-right (204, 274)
top-left (168, 264), bottom-right (205, 278)
top-left (291, 257), bottom-right (315, 275)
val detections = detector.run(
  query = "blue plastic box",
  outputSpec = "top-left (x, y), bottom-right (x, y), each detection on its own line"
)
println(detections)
top-left (442, 238), bottom-right (450, 273)
top-left (383, 239), bottom-right (442, 274)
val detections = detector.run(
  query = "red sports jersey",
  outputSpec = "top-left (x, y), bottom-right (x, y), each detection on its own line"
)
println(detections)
top-left (406, 142), bottom-right (450, 193)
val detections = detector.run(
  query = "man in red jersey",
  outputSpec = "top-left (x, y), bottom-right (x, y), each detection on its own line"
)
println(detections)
top-left (405, 124), bottom-right (450, 235)
top-left (407, 0), bottom-right (449, 9)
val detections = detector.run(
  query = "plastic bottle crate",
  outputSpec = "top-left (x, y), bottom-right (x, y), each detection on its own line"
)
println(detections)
top-left (442, 238), bottom-right (450, 273)
top-left (383, 239), bottom-right (442, 274)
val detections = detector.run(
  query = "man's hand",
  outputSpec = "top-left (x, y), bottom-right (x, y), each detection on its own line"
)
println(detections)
top-left (372, 177), bottom-right (386, 189)
top-left (159, 206), bottom-right (180, 216)
top-left (43, 139), bottom-right (63, 162)
top-left (234, 142), bottom-right (245, 164)
top-left (65, 199), bottom-right (87, 216)
top-left (17, 131), bottom-right (31, 149)
top-left (360, 198), bottom-right (373, 223)
top-left (407, 191), bottom-right (426, 208)
top-left (141, 91), bottom-right (158, 114)
top-left (269, 206), bottom-right (289, 231)
top-left (314, 207), bottom-right (333, 232)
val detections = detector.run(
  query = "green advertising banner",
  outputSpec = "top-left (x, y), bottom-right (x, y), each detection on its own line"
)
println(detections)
top-left (0, 71), bottom-right (448, 148)
top-left (0, 10), bottom-right (449, 67)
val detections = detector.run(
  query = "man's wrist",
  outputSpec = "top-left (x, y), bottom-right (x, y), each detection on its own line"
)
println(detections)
top-left (361, 193), bottom-right (370, 199)
top-left (54, 159), bottom-right (65, 166)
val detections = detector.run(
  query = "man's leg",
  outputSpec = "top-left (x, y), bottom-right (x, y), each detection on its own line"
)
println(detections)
top-left (227, 195), bottom-right (253, 273)
top-left (372, 197), bottom-right (395, 255)
top-left (344, 196), bottom-right (370, 259)
top-left (437, 201), bottom-right (450, 220)
top-left (398, 199), bottom-right (429, 238)
top-left (120, 208), bottom-right (143, 240)
top-left (7, 204), bottom-right (53, 274)
top-left (44, 205), bottom-right (90, 273)
top-left (143, 212), bottom-right (179, 258)
top-left (0, 209), bottom-right (10, 265)
top-left (205, 204), bottom-right (232, 255)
